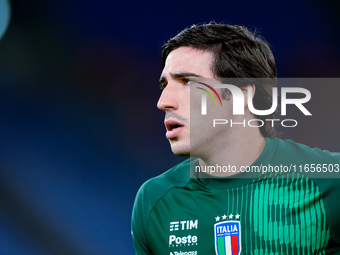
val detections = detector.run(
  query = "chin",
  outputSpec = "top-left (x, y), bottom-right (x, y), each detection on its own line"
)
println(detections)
top-left (170, 142), bottom-right (190, 157)
top-left (173, 151), bottom-right (190, 157)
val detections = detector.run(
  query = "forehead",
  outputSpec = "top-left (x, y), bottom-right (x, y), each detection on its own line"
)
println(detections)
top-left (161, 47), bottom-right (214, 78)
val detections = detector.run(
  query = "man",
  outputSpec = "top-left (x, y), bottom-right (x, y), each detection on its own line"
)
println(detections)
top-left (132, 23), bottom-right (340, 254)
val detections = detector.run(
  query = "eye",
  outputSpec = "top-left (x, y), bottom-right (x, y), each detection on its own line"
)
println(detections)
top-left (182, 78), bottom-right (192, 85)
top-left (160, 82), bottom-right (167, 90)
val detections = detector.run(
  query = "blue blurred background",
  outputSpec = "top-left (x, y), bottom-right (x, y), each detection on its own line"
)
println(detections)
top-left (0, 0), bottom-right (340, 254)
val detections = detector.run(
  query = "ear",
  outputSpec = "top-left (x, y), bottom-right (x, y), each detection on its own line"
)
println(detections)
top-left (240, 84), bottom-right (256, 109)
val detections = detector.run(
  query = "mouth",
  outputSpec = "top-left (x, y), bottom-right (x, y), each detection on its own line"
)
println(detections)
top-left (165, 120), bottom-right (184, 139)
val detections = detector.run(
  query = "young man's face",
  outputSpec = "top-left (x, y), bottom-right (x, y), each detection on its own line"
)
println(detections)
top-left (157, 46), bottom-right (216, 156)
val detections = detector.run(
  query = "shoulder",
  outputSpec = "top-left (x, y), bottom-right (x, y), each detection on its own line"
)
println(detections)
top-left (136, 158), bottom-right (193, 204)
top-left (267, 137), bottom-right (340, 186)
top-left (131, 159), bottom-right (191, 254)
top-left (132, 158), bottom-right (195, 221)
top-left (131, 158), bottom-right (195, 254)
top-left (270, 137), bottom-right (340, 163)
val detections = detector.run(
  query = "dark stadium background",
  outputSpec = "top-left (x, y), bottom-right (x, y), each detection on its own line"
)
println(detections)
top-left (0, 0), bottom-right (340, 254)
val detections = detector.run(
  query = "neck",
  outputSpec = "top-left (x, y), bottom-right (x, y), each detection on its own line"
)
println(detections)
top-left (198, 125), bottom-right (266, 177)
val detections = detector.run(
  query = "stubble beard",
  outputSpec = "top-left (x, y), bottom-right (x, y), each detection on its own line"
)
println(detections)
top-left (173, 150), bottom-right (190, 157)
top-left (170, 139), bottom-right (191, 157)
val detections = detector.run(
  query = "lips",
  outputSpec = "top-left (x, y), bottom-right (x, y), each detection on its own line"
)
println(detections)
top-left (165, 119), bottom-right (184, 139)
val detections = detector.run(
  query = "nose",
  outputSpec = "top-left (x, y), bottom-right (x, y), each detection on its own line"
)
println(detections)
top-left (157, 84), bottom-right (179, 111)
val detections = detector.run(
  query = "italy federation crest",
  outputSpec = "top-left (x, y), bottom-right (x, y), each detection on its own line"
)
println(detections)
top-left (214, 220), bottom-right (241, 255)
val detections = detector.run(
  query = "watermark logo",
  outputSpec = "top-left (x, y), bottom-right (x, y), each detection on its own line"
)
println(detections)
top-left (199, 84), bottom-right (311, 116)
top-left (196, 82), bottom-right (222, 115)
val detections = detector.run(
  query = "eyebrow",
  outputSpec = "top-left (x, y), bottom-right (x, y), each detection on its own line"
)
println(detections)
top-left (159, 72), bottom-right (202, 85)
